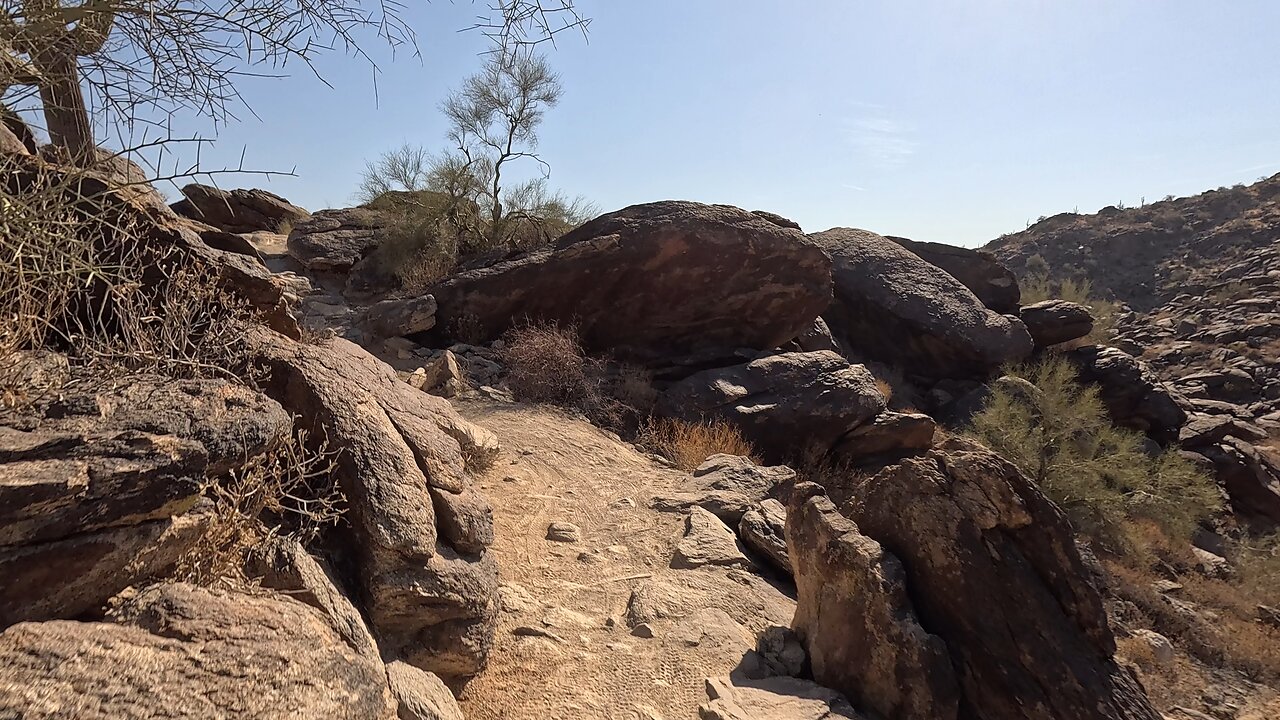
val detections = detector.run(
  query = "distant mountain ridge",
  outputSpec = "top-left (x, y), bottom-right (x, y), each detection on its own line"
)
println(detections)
top-left (984, 173), bottom-right (1280, 311)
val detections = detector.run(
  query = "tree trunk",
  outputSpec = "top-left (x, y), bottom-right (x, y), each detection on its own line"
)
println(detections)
top-left (35, 47), bottom-right (92, 160)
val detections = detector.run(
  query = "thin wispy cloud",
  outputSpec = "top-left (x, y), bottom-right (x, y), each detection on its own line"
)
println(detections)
top-left (846, 114), bottom-right (918, 168)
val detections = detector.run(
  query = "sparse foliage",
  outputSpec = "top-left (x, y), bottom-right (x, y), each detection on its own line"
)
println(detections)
top-left (1021, 269), bottom-right (1116, 345)
top-left (969, 355), bottom-right (1220, 547)
top-left (500, 320), bottom-right (591, 405)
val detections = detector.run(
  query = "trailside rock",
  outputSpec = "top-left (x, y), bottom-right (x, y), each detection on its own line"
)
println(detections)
top-left (288, 207), bottom-right (392, 272)
top-left (738, 499), bottom-right (790, 574)
top-left (1064, 345), bottom-right (1187, 443)
top-left (0, 583), bottom-right (397, 718)
top-left (386, 660), bottom-right (465, 720)
top-left (672, 507), bottom-right (754, 569)
top-left (701, 676), bottom-right (865, 720)
top-left (251, 331), bottom-right (499, 682)
top-left (1019, 299), bottom-right (1095, 348)
top-left (359, 295), bottom-right (439, 340)
top-left (837, 440), bottom-right (1162, 720)
top-left (811, 228), bottom-right (1033, 377)
top-left (832, 411), bottom-right (936, 462)
top-left (787, 483), bottom-right (958, 720)
top-left (426, 201), bottom-right (833, 362)
top-left (172, 183), bottom-right (309, 234)
top-left (657, 351), bottom-right (886, 464)
top-left (887, 235), bottom-right (1021, 313)
top-left (1197, 437), bottom-right (1280, 526)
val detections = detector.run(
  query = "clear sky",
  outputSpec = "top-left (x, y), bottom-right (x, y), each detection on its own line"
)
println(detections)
top-left (151, 0), bottom-right (1280, 247)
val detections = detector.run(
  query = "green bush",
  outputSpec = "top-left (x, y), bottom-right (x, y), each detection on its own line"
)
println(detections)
top-left (969, 355), bottom-right (1220, 547)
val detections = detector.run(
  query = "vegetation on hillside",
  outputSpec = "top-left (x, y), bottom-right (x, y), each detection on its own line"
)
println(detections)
top-left (969, 354), bottom-right (1219, 547)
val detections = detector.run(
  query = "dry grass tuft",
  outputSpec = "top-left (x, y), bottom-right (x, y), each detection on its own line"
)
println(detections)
top-left (874, 377), bottom-right (894, 402)
top-left (638, 417), bottom-right (758, 471)
top-left (173, 428), bottom-right (344, 588)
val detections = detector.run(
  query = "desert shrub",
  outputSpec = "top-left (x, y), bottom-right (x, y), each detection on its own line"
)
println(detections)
top-left (969, 355), bottom-right (1220, 547)
top-left (638, 417), bottom-right (758, 471)
top-left (500, 321), bottom-right (591, 405)
top-left (1020, 271), bottom-right (1116, 344)
top-left (174, 428), bottom-right (344, 588)
top-left (0, 159), bottom-right (254, 399)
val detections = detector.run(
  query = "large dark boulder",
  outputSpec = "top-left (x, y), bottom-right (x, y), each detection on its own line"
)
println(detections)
top-left (287, 207), bottom-right (393, 273)
top-left (1019, 300), bottom-right (1095, 348)
top-left (172, 183), bottom-right (310, 234)
top-left (425, 201), bottom-right (833, 363)
top-left (811, 228), bottom-right (1032, 377)
top-left (888, 236), bottom-right (1021, 313)
top-left (656, 350), bottom-right (886, 463)
top-left (789, 439), bottom-right (1162, 720)
top-left (1063, 345), bottom-right (1187, 443)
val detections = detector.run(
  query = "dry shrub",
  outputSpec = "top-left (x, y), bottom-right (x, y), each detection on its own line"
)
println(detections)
top-left (639, 417), bottom-right (758, 471)
top-left (874, 377), bottom-right (894, 402)
top-left (173, 428), bottom-right (344, 588)
top-left (611, 363), bottom-right (659, 414)
top-left (500, 320), bottom-right (590, 405)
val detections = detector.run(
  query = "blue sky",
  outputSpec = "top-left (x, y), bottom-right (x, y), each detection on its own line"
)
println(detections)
top-left (143, 1), bottom-right (1280, 247)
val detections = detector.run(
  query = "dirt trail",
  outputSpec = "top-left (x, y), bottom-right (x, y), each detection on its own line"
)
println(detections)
top-left (455, 400), bottom-right (796, 720)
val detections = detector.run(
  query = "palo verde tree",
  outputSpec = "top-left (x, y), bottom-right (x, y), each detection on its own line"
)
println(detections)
top-left (0, 1), bottom-right (588, 163)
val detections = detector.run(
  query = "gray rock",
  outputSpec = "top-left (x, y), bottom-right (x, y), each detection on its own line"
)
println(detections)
top-left (288, 207), bottom-right (391, 272)
top-left (1019, 299), bottom-right (1095, 347)
top-left (385, 660), bottom-right (464, 720)
top-left (887, 235), bottom-right (1021, 314)
top-left (700, 676), bottom-right (865, 720)
top-left (738, 499), bottom-right (790, 574)
top-left (672, 507), bottom-right (754, 570)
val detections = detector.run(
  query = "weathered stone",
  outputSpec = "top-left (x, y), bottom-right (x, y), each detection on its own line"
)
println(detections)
top-left (250, 331), bottom-right (498, 681)
top-left (0, 583), bottom-right (396, 718)
top-left (836, 441), bottom-right (1162, 720)
top-left (1019, 299), bottom-right (1095, 347)
top-left (787, 483), bottom-right (958, 720)
top-left (288, 207), bottom-right (392, 272)
top-left (832, 411), bottom-right (935, 461)
top-left (1198, 437), bottom-right (1280, 525)
top-left (1064, 345), bottom-right (1187, 443)
top-left (700, 676), bottom-right (865, 720)
top-left (425, 201), bottom-right (833, 363)
top-left (812, 228), bottom-right (1033, 377)
top-left (887, 235), bottom-right (1021, 313)
top-left (413, 350), bottom-right (466, 399)
top-left (360, 295), bottom-right (438, 339)
top-left (245, 537), bottom-right (379, 657)
top-left (672, 507), bottom-right (753, 569)
top-left (658, 351), bottom-right (885, 463)
top-left (172, 183), bottom-right (309, 234)
top-left (385, 660), bottom-right (464, 720)
top-left (739, 499), bottom-right (790, 574)
top-left (545, 521), bottom-right (582, 543)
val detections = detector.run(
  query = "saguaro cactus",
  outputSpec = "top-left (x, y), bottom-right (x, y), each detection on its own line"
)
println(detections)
top-left (2, 0), bottom-right (115, 158)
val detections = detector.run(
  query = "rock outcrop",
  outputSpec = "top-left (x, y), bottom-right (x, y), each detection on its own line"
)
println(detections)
top-left (0, 377), bottom-right (289, 625)
top-left (0, 583), bottom-right (397, 718)
top-left (657, 350), bottom-right (886, 463)
top-left (1019, 299), bottom-right (1095, 348)
top-left (793, 440), bottom-right (1162, 720)
top-left (287, 207), bottom-right (392, 273)
top-left (811, 228), bottom-right (1033, 377)
top-left (250, 331), bottom-right (500, 682)
top-left (787, 483), bottom-right (959, 720)
top-left (1063, 345), bottom-right (1186, 443)
top-left (172, 183), bottom-right (310, 234)
top-left (425, 201), bottom-right (833, 363)
top-left (888, 235), bottom-right (1021, 313)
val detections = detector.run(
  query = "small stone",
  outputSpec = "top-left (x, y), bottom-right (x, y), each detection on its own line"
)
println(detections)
top-left (631, 623), bottom-right (655, 639)
top-left (546, 522), bottom-right (582, 543)
top-left (1131, 629), bottom-right (1175, 665)
top-left (512, 626), bottom-right (565, 643)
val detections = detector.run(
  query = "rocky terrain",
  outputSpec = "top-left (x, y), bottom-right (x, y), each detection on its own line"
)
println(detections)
top-left (2, 121), bottom-right (1279, 720)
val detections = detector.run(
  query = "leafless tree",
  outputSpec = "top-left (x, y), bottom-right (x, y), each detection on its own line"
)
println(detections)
top-left (1, 0), bottom-right (588, 165)
top-left (357, 142), bottom-right (432, 203)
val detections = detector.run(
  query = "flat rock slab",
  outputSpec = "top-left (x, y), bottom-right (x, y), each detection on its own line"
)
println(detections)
top-left (701, 676), bottom-right (865, 720)
top-left (672, 507), bottom-right (754, 570)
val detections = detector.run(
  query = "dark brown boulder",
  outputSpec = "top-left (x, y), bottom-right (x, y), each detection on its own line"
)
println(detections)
top-left (426, 201), bottom-right (833, 363)
top-left (1063, 345), bottom-right (1187, 443)
top-left (888, 235), bottom-right (1021, 313)
top-left (811, 228), bottom-right (1032, 377)
top-left (656, 351), bottom-right (886, 463)
top-left (1197, 437), bottom-right (1280, 526)
top-left (0, 583), bottom-right (397, 718)
top-left (1019, 299), bottom-right (1095, 348)
top-left (172, 183), bottom-right (310, 234)
top-left (819, 440), bottom-right (1161, 720)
